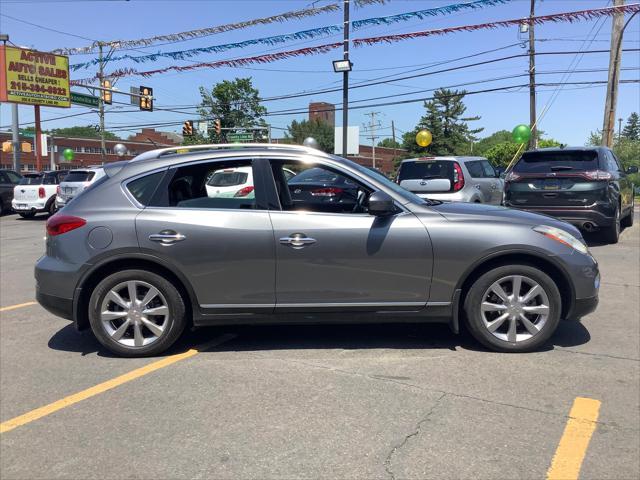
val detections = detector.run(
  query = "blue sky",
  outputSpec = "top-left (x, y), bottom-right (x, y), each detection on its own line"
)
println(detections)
top-left (0, 0), bottom-right (638, 147)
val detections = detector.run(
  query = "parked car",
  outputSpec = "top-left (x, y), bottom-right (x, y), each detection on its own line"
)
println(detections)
top-left (397, 156), bottom-right (503, 204)
top-left (0, 169), bottom-right (22, 214)
top-left (36, 144), bottom-right (599, 357)
top-left (55, 167), bottom-right (106, 209)
top-left (205, 166), bottom-right (296, 199)
top-left (503, 147), bottom-right (637, 243)
top-left (12, 170), bottom-right (68, 218)
top-left (287, 166), bottom-right (361, 213)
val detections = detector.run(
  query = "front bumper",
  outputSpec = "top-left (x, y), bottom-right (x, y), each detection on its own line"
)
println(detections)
top-left (565, 295), bottom-right (599, 321)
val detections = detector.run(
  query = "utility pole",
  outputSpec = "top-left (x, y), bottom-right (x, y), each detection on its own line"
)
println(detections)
top-left (342, 0), bottom-right (350, 158)
top-left (49, 135), bottom-right (56, 170)
top-left (97, 43), bottom-right (106, 161)
top-left (364, 111), bottom-right (381, 169)
top-left (528, 0), bottom-right (538, 149)
top-left (11, 104), bottom-right (20, 172)
top-left (618, 117), bottom-right (623, 143)
top-left (34, 105), bottom-right (42, 171)
top-left (602, 0), bottom-right (625, 147)
top-left (391, 120), bottom-right (397, 162)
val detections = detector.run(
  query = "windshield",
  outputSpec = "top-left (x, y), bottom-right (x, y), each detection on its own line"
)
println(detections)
top-left (19, 175), bottom-right (43, 185)
top-left (514, 151), bottom-right (599, 174)
top-left (64, 171), bottom-right (96, 183)
top-left (207, 171), bottom-right (249, 187)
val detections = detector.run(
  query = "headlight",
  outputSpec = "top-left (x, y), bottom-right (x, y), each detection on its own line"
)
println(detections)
top-left (533, 225), bottom-right (589, 254)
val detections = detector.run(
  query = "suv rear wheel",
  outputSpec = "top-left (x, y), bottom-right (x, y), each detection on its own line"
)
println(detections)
top-left (464, 265), bottom-right (561, 352)
top-left (621, 197), bottom-right (634, 228)
top-left (88, 269), bottom-right (187, 357)
top-left (601, 203), bottom-right (620, 244)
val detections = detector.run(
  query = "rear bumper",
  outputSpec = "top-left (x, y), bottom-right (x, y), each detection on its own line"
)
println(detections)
top-left (12, 198), bottom-right (48, 213)
top-left (36, 287), bottom-right (73, 321)
top-left (504, 204), bottom-right (615, 230)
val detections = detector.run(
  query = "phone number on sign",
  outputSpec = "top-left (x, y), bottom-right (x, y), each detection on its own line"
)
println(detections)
top-left (9, 81), bottom-right (67, 96)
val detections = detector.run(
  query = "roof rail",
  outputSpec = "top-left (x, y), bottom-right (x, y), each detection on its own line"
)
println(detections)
top-left (129, 143), bottom-right (328, 161)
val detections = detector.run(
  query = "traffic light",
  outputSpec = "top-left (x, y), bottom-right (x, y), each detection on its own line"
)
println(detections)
top-left (214, 119), bottom-right (221, 135)
top-left (101, 80), bottom-right (112, 105)
top-left (139, 86), bottom-right (153, 111)
top-left (183, 120), bottom-right (194, 136)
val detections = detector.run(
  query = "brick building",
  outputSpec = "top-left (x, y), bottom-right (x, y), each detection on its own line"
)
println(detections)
top-left (308, 102), bottom-right (335, 127)
top-left (0, 128), bottom-right (180, 172)
top-left (347, 145), bottom-right (406, 176)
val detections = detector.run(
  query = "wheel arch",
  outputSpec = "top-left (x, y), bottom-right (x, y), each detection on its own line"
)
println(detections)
top-left (455, 250), bottom-right (575, 321)
top-left (74, 254), bottom-right (197, 331)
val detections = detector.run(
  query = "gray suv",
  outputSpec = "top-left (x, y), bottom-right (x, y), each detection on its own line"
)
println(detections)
top-left (36, 144), bottom-right (599, 357)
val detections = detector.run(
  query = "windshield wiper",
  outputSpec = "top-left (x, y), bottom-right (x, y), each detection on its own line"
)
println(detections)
top-left (550, 165), bottom-right (574, 171)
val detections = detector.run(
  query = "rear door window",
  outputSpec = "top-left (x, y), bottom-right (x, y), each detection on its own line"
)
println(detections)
top-left (513, 151), bottom-right (599, 174)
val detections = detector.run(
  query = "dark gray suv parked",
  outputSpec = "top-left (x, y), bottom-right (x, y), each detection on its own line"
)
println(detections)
top-left (36, 144), bottom-right (599, 356)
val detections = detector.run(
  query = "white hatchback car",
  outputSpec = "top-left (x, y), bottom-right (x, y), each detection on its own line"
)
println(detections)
top-left (205, 166), bottom-right (254, 198)
top-left (56, 167), bottom-right (106, 209)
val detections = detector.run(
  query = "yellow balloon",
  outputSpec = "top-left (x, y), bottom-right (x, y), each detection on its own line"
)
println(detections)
top-left (416, 129), bottom-right (432, 147)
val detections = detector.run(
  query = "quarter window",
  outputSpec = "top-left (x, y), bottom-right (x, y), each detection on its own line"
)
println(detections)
top-left (465, 161), bottom-right (484, 178)
top-left (127, 171), bottom-right (165, 206)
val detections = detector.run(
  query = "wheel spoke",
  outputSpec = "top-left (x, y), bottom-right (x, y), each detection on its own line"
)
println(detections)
top-left (511, 275), bottom-right (523, 298)
top-left (106, 290), bottom-right (129, 310)
top-left (487, 312), bottom-right (509, 332)
top-left (127, 281), bottom-right (138, 304)
top-left (522, 304), bottom-right (549, 316)
top-left (507, 317), bottom-right (517, 342)
top-left (482, 302), bottom-right (507, 312)
top-left (101, 310), bottom-right (128, 321)
top-left (520, 284), bottom-right (542, 304)
top-left (141, 318), bottom-right (164, 337)
top-left (143, 305), bottom-right (168, 316)
top-left (490, 283), bottom-right (510, 302)
top-left (133, 322), bottom-right (144, 347)
top-left (111, 319), bottom-right (131, 341)
top-left (140, 286), bottom-right (159, 308)
top-left (520, 313), bottom-right (540, 335)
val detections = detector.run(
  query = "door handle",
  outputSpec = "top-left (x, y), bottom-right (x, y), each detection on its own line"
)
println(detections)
top-left (149, 231), bottom-right (186, 245)
top-left (279, 233), bottom-right (316, 249)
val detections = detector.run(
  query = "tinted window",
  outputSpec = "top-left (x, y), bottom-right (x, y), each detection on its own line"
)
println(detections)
top-left (43, 174), bottom-right (58, 185)
top-left (0, 172), bottom-right (7, 183)
top-left (289, 167), bottom-right (355, 186)
top-left (19, 175), bottom-right (43, 185)
top-left (5, 171), bottom-right (21, 183)
top-left (513, 151), bottom-right (599, 174)
top-left (605, 151), bottom-right (621, 172)
top-left (481, 161), bottom-right (497, 178)
top-left (64, 171), bottom-right (96, 182)
top-left (127, 171), bottom-right (165, 206)
top-left (207, 171), bottom-right (248, 187)
top-left (398, 160), bottom-right (455, 182)
top-left (465, 161), bottom-right (484, 178)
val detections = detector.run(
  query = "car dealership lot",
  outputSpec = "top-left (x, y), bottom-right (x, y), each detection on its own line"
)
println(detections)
top-left (1, 212), bottom-right (638, 479)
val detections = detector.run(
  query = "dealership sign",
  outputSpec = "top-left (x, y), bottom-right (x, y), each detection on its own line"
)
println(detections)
top-left (0, 46), bottom-right (70, 108)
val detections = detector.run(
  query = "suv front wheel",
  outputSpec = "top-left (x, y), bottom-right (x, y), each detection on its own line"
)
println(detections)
top-left (88, 269), bottom-right (187, 357)
top-left (464, 265), bottom-right (561, 353)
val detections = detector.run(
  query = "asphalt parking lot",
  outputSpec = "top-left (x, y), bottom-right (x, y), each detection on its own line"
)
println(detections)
top-left (1, 211), bottom-right (638, 480)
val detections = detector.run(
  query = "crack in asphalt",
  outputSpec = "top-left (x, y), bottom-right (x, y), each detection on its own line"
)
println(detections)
top-left (553, 347), bottom-right (640, 362)
top-left (383, 392), bottom-right (448, 480)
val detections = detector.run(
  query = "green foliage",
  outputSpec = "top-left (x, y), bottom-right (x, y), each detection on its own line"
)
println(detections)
top-left (402, 88), bottom-right (483, 156)
top-left (46, 125), bottom-right (120, 140)
top-left (484, 142), bottom-right (523, 168)
top-left (473, 130), bottom-right (512, 156)
top-left (283, 119), bottom-right (334, 153)
top-left (622, 112), bottom-right (639, 140)
top-left (190, 77), bottom-right (267, 145)
top-left (377, 138), bottom-right (402, 149)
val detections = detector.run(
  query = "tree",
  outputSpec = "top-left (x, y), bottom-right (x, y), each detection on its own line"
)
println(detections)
top-left (283, 119), bottom-right (334, 153)
top-left (190, 77), bottom-right (267, 145)
top-left (377, 138), bottom-right (401, 149)
top-left (622, 112), bottom-right (639, 140)
top-left (402, 88), bottom-right (483, 156)
top-left (21, 125), bottom-right (120, 140)
top-left (473, 130), bottom-right (512, 156)
top-left (484, 142), bottom-right (522, 168)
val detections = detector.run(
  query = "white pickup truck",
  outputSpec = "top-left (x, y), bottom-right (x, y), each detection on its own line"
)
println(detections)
top-left (12, 170), bottom-right (69, 218)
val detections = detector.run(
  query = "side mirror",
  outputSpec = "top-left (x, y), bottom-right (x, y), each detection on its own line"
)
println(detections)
top-left (626, 166), bottom-right (638, 174)
top-left (368, 191), bottom-right (397, 216)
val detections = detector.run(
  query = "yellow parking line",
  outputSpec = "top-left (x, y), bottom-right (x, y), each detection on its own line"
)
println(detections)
top-left (0, 301), bottom-right (37, 312)
top-left (547, 397), bottom-right (601, 480)
top-left (0, 333), bottom-right (235, 434)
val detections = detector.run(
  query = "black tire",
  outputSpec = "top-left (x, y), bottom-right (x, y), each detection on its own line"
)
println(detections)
top-left (18, 211), bottom-right (36, 219)
top-left (47, 198), bottom-right (57, 216)
top-left (621, 199), bottom-right (634, 229)
top-left (88, 269), bottom-right (187, 357)
top-left (601, 203), bottom-right (620, 244)
top-left (463, 264), bottom-right (562, 353)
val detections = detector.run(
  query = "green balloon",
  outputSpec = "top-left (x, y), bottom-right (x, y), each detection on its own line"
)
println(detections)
top-left (512, 124), bottom-right (531, 144)
top-left (62, 148), bottom-right (74, 162)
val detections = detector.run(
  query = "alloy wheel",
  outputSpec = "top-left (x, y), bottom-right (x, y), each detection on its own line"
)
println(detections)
top-left (480, 275), bottom-right (550, 343)
top-left (100, 280), bottom-right (170, 347)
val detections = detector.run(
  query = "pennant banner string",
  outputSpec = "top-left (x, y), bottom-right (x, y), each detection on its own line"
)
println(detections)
top-left (69, 0), bottom-right (512, 70)
top-left (69, 3), bottom-right (640, 85)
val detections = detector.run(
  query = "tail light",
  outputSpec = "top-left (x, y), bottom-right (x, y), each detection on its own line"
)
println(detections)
top-left (505, 171), bottom-right (522, 182)
top-left (56, 186), bottom-right (61, 195)
top-left (452, 162), bottom-right (465, 192)
top-left (311, 187), bottom-right (343, 197)
top-left (46, 214), bottom-right (86, 236)
top-left (583, 170), bottom-right (613, 180)
top-left (38, 187), bottom-right (46, 198)
top-left (234, 186), bottom-right (254, 197)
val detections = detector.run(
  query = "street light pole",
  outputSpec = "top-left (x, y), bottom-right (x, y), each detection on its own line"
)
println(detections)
top-left (342, 0), bottom-right (350, 158)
